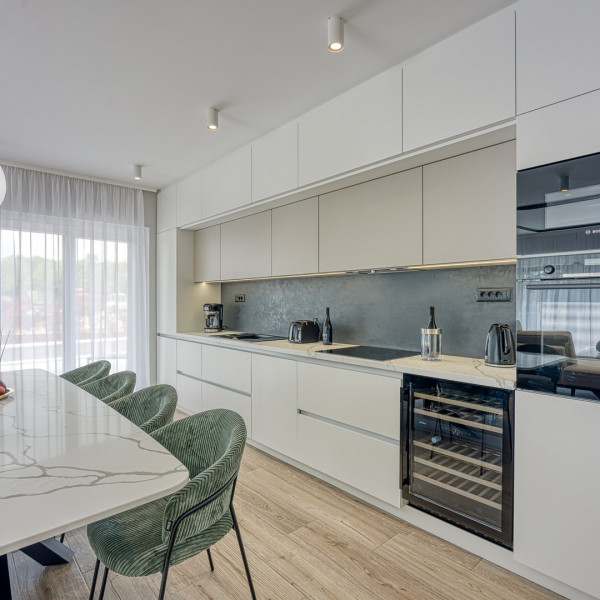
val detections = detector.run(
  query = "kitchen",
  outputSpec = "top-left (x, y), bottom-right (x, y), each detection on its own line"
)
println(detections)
top-left (1, 0), bottom-right (600, 599)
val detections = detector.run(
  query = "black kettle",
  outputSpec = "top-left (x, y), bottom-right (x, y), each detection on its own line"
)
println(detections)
top-left (484, 324), bottom-right (515, 367)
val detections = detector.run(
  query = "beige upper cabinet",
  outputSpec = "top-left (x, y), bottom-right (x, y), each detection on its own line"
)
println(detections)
top-left (201, 145), bottom-right (251, 220)
top-left (403, 7), bottom-right (515, 152)
top-left (157, 184), bottom-right (177, 233)
top-left (318, 168), bottom-right (422, 273)
top-left (271, 197), bottom-right (318, 276)
top-left (252, 121), bottom-right (298, 202)
top-left (220, 211), bottom-right (271, 280)
top-left (516, 0), bottom-right (600, 115)
top-left (176, 169), bottom-right (202, 228)
top-left (423, 141), bottom-right (516, 265)
top-left (194, 225), bottom-right (221, 282)
top-left (298, 64), bottom-right (402, 186)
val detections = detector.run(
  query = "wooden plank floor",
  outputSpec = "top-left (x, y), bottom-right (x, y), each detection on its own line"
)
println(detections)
top-left (6, 442), bottom-right (565, 600)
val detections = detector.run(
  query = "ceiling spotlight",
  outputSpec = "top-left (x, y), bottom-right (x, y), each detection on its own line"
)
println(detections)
top-left (133, 165), bottom-right (142, 181)
top-left (560, 174), bottom-right (569, 192)
top-left (207, 107), bottom-right (219, 130)
top-left (328, 16), bottom-right (344, 52)
top-left (0, 165), bottom-right (6, 205)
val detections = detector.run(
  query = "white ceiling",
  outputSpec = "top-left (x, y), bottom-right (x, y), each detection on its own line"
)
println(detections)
top-left (0, 0), bottom-right (514, 190)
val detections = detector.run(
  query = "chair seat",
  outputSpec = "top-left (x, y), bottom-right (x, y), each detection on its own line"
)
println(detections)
top-left (87, 497), bottom-right (233, 577)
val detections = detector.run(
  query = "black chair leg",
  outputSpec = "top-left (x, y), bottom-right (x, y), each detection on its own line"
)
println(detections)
top-left (59, 533), bottom-right (66, 543)
top-left (231, 505), bottom-right (257, 600)
top-left (206, 548), bottom-right (215, 572)
top-left (157, 561), bottom-right (172, 600)
top-left (98, 566), bottom-right (109, 600)
top-left (88, 559), bottom-right (100, 600)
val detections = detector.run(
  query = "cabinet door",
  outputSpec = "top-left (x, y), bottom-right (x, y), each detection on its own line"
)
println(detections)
top-left (176, 373), bottom-right (203, 415)
top-left (202, 382), bottom-right (252, 438)
top-left (517, 90), bottom-right (600, 170)
top-left (319, 168), bottom-right (422, 272)
top-left (176, 169), bottom-right (202, 227)
top-left (157, 185), bottom-right (177, 233)
top-left (516, 0), bottom-right (600, 115)
top-left (423, 141), bottom-right (516, 264)
top-left (194, 225), bottom-right (221, 282)
top-left (252, 121), bottom-right (298, 202)
top-left (272, 197), bottom-right (318, 276)
top-left (201, 146), bottom-right (251, 219)
top-left (298, 64), bottom-right (402, 186)
top-left (220, 212), bottom-right (271, 280)
top-left (201, 344), bottom-right (251, 394)
top-left (514, 390), bottom-right (600, 598)
top-left (157, 229), bottom-right (177, 334)
top-left (403, 8), bottom-right (515, 151)
top-left (252, 355), bottom-right (297, 458)
top-left (176, 340), bottom-right (202, 379)
top-left (157, 336), bottom-right (177, 388)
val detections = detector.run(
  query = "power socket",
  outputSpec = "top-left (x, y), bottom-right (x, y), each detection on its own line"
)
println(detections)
top-left (234, 294), bottom-right (245, 303)
top-left (476, 288), bottom-right (512, 302)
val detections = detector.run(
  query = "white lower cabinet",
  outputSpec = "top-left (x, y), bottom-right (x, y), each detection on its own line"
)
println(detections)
top-left (251, 354), bottom-right (298, 459)
top-left (176, 373), bottom-right (203, 415)
top-left (297, 362), bottom-right (401, 506)
top-left (202, 382), bottom-right (252, 438)
top-left (201, 344), bottom-right (251, 394)
top-left (176, 340), bottom-right (202, 379)
top-left (514, 390), bottom-right (600, 598)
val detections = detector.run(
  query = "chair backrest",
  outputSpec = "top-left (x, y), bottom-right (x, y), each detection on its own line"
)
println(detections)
top-left (81, 371), bottom-right (137, 404)
top-left (150, 410), bottom-right (247, 545)
top-left (110, 384), bottom-right (177, 433)
top-left (517, 330), bottom-right (577, 358)
top-left (60, 360), bottom-right (111, 387)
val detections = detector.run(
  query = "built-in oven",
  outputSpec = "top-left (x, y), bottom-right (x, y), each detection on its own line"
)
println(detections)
top-left (517, 152), bottom-right (600, 400)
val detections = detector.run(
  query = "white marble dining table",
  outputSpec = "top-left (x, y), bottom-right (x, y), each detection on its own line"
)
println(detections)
top-left (0, 369), bottom-right (189, 598)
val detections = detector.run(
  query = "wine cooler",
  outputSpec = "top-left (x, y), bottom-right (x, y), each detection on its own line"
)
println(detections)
top-left (401, 374), bottom-right (514, 548)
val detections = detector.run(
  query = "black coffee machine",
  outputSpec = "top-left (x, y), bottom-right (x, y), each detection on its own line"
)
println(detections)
top-left (203, 303), bottom-right (223, 333)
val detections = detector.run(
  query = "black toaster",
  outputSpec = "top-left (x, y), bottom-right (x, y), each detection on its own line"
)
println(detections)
top-left (288, 320), bottom-right (320, 343)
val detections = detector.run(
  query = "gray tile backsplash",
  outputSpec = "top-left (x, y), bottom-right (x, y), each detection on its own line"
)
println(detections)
top-left (221, 265), bottom-right (516, 359)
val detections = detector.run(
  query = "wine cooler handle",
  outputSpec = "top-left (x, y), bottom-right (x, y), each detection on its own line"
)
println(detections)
top-left (401, 382), bottom-right (414, 489)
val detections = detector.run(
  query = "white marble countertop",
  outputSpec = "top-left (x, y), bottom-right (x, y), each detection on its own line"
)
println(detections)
top-left (0, 369), bottom-right (189, 555)
top-left (172, 331), bottom-right (516, 389)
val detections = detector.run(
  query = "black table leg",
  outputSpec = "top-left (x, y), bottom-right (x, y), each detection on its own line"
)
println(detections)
top-left (0, 554), bottom-right (12, 600)
top-left (20, 537), bottom-right (74, 565)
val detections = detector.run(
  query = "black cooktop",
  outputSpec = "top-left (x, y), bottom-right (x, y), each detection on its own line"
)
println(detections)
top-left (316, 345), bottom-right (418, 361)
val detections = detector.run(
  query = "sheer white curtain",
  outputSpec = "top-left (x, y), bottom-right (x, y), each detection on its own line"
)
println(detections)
top-left (0, 165), bottom-right (149, 386)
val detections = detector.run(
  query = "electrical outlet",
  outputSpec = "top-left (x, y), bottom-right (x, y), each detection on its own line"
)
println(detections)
top-left (476, 288), bottom-right (512, 302)
top-left (234, 294), bottom-right (245, 303)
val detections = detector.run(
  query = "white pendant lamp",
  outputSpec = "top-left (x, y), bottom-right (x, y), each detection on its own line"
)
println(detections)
top-left (0, 165), bottom-right (6, 206)
top-left (328, 16), bottom-right (344, 52)
top-left (207, 108), bottom-right (219, 130)
top-left (133, 164), bottom-right (142, 181)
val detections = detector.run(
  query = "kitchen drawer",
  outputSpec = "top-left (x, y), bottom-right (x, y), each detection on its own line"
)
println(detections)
top-left (298, 413), bottom-right (400, 506)
top-left (201, 344), bottom-right (251, 394)
top-left (176, 340), bottom-right (202, 379)
top-left (202, 382), bottom-right (252, 438)
top-left (176, 373), bottom-right (203, 415)
top-left (298, 362), bottom-right (401, 440)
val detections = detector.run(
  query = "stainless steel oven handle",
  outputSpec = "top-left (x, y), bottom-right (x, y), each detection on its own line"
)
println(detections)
top-left (526, 283), bottom-right (600, 290)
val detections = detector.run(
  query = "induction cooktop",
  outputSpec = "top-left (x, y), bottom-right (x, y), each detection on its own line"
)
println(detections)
top-left (316, 345), bottom-right (418, 361)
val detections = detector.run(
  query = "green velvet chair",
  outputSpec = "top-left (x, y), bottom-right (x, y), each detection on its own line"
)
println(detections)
top-left (109, 385), bottom-right (177, 434)
top-left (59, 360), bottom-right (111, 387)
top-left (80, 371), bottom-right (137, 404)
top-left (87, 409), bottom-right (256, 600)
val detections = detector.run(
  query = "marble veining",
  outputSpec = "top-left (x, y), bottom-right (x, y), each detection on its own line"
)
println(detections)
top-left (0, 369), bottom-right (189, 555)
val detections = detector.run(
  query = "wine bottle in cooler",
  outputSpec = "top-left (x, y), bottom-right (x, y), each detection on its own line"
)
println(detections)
top-left (322, 307), bottom-right (333, 345)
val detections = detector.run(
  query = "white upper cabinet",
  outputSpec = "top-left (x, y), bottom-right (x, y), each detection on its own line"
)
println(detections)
top-left (298, 64), bottom-right (402, 186)
top-left (176, 169), bottom-right (202, 227)
top-left (403, 7), bottom-right (515, 152)
top-left (194, 225), bottom-right (221, 282)
top-left (220, 211), bottom-right (271, 280)
top-left (423, 141), bottom-right (516, 264)
top-left (157, 229), bottom-right (177, 334)
top-left (271, 197), bottom-right (318, 276)
top-left (516, 0), bottom-right (600, 115)
top-left (157, 184), bottom-right (177, 233)
top-left (201, 145), bottom-right (251, 219)
top-left (252, 121), bottom-right (298, 202)
top-left (319, 168), bottom-right (422, 273)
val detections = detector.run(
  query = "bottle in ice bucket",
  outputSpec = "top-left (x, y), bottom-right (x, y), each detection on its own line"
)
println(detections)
top-left (421, 306), bottom-right (442, 360)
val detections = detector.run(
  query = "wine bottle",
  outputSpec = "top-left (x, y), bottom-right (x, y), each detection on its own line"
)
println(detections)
top-left (428, 306), bottom-right (437, 329)
top-left (322, 307), bottom-right (333, 345)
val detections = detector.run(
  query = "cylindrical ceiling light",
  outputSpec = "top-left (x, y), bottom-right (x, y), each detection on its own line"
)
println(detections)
top-left (328, 16), bottom-right (344, 52)
top-left (207, 107), bottom-right (219, 130)
top-left (0, 165), bottom-right (5, 205)
top-left (560, 174), bottom-right (569, 192)
top-left (133, 164), bottom-right (142, 181)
